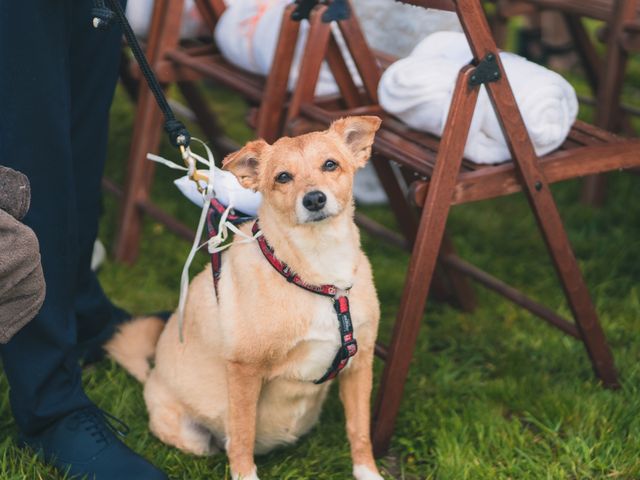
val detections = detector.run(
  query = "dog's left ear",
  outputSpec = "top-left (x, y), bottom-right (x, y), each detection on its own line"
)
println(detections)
top-left (330, 116), bottom-right (382, 168)
top-left (222, 139), bottom-right (269, 190)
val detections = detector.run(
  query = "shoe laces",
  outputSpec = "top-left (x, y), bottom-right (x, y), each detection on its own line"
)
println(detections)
top-left (70, 407), bottom-right (131, 445)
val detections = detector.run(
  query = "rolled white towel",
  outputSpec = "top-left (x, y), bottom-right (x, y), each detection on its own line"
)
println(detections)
top-left (379, 32), bottom-right (578, 164)
top-left (215, 0), bottom-right (362, 96)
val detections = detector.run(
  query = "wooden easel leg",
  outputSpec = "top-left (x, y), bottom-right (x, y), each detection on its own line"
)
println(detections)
top-left (193, 0), bottom-right (226, 31)
top-left (372, 68), bottom-right (480, 457)
top-left (285, 5), bottom-right (332, 126)
top-left (488, 71), bottom-right (618, 387)
top-left (490, 78), bottom-right (619, 385)
top-left (113, 87), bottom-right (164, 263)
top-left (326, 34), bottom-right (362, 108)
top-left (459, 0), bottom-right (618, 388)
top-left (257, 4), bottom-right (301, 143)
top-left (337, 3), bottom-right (381, 102)
top-left (489, 76), bottom-right (619, 386)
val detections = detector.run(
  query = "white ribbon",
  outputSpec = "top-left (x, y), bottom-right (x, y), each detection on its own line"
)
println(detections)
top-left (147, 139), bottom-right (260, 342)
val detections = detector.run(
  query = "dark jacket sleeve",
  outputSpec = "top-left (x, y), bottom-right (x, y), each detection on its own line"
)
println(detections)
top-left (0, 167), bottom-right (45, 343)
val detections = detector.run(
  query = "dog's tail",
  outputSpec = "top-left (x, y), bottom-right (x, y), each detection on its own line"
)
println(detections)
top-left (105, 315), bottom-right (166, 383)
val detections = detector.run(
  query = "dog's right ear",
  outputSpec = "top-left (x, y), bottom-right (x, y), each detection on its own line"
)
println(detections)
top-left (222, 139), bottom-right (269, 190)
top-left (329, 116), bottom-right (382, 168)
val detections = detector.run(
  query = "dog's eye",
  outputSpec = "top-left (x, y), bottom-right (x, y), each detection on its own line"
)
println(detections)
top-left (275, 171), bottom-right (293, 184)
top-left (322, 159), bottom-right (339, 172)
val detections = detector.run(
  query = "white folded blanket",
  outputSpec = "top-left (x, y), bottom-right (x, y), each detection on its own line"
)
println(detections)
top-left (378, 32), bottom-right (578, 164)
top-left (214, 0), bottom-right (362, 96)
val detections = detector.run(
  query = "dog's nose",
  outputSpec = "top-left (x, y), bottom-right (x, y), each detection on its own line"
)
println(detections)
top-left (302, 191), bottom-right (327, 212)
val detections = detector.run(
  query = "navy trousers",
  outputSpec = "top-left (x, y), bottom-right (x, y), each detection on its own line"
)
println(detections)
top-left (0, 0), bottom-right (126, 434)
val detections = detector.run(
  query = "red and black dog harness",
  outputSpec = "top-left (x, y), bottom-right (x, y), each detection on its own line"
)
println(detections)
top-left (205, 198), bottom-right (357, 384)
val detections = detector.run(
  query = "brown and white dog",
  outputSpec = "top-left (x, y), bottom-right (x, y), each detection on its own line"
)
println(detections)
top-left (106, 116), bottom-right (383, 480)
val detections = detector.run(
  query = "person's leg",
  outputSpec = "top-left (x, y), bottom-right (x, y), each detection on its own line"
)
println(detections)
top-left (0, 2), bottom-right (166, 478)
top-left (71, 0), bottom-right (170, 362)
top-left (0, 0), bottom-right (92, 435)
top-left (69, 0), bottom-right (130, 359)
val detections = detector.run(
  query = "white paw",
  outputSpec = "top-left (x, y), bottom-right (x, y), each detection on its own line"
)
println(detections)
top-left (232, 467), bottom-right (260, 480)
top-left (353, 464), bottom-right (383, 480)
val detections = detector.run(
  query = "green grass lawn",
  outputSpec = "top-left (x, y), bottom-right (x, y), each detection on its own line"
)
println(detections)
top-left (2, 35), bottom-right (640, 480)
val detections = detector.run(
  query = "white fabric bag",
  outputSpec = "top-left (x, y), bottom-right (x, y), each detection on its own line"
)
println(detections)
top-left (379, 31), bottom-right (578, 164)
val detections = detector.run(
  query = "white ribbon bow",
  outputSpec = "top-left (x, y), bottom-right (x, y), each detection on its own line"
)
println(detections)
top-left (147, 139), bottom-right (260, 341)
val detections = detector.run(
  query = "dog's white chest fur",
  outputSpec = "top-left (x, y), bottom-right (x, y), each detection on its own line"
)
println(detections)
top-left (288, 227), bottom-right (357, 290)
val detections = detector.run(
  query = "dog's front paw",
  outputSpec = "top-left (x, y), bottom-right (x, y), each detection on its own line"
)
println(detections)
top-left (353, 464), bottom-right (384, 480)
top-left (232, 466), bottom-right (260, 480)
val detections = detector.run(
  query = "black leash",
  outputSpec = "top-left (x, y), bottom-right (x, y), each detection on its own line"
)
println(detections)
top-left (91, 0), bottom-right (191, 149)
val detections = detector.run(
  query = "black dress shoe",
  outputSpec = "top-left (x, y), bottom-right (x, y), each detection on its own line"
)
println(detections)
top-left (21, 406), bottom-right (168, 480)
